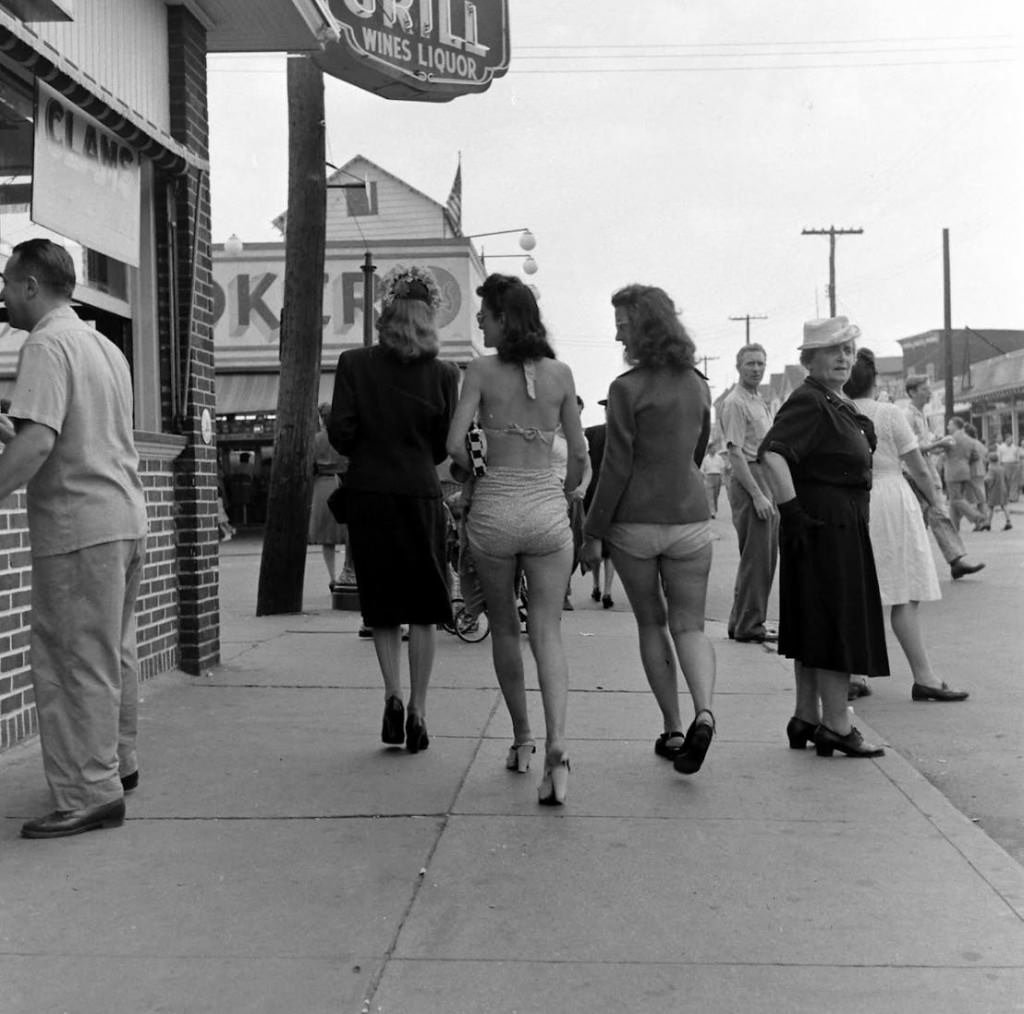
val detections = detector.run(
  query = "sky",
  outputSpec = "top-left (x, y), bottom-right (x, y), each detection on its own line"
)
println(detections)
top-left (206, 0), bottom-right (1023, 426)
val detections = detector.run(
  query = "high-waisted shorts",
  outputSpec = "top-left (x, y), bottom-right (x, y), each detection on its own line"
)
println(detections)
top-left (467, 467), bottom-right (571, 559)
top-left (604, 520), bottom-right (712, 560)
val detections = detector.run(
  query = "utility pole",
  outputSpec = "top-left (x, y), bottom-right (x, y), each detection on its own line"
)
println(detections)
top-left (257, 55), bottom-right (326, 615)
top-left (698, 354), bottom-right (719, 377)
top-left (728, 314), bottom-right (767, 342)
top-left (942, 227), bottom-right (954, 426)
top-left (801, 225), bottom-right (863, 316)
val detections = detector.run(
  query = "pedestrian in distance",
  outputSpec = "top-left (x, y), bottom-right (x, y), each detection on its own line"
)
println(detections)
top-left (759, 317), bottom-right (889, 758)
top-left (983, 451), bottom-right (1012, 531)
top-left (700, 440), bottom-right (725, 518)
top-left (720, 343), bottom-right (779, 643)
top-left (583, 398), bottom-right (617, 608)
top-left (844, 349), bottom-right (969, 703)
top-left (1, 239), bottom-right (148, 838)
top-left (996, 431), bottom-right (1020, 502)
top-left (447, 274), bottom-right (586, 805)
top-left (308, 401), bottom-right (353, 590)
top-left (944, 417), bottom-right (987, 532)
top-left (901, 376), bottom-right (984, 579)
top-left (328, 265), bottom-right (459, 754)
top-left (962, 422), bottom-right (989, 530)
top-left (583, 284), bottom-right (717, 776)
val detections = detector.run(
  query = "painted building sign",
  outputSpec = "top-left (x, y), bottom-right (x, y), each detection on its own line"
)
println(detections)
top-left (212, 246), bottom-right (482, 369)
top-left (314, 0), bottom-right (510, 102)
top-left (32, 81), bottom-right (141, 265)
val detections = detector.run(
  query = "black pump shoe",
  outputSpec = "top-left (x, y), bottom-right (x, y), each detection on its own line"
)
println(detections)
top-left (381, 696), bottom-right (405, 745)
top-left (786, 716), bottom-right (817, 750)
top-left (405, 713), bottom-right (429, 753)
top-left (673, 711), bottom-right (715, 774)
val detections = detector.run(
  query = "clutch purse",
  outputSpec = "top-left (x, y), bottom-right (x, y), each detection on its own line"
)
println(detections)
top-left (466, 424), bottom-right (487, 477)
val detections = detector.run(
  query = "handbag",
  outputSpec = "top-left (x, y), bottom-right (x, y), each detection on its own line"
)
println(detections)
top-left (466, 423), bottom-right (487, 476)
top-left (326, 482), bottom-right (348, 523)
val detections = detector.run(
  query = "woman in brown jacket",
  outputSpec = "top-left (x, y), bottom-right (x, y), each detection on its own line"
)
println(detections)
top-left (583, 284), bottom-right (717, 776)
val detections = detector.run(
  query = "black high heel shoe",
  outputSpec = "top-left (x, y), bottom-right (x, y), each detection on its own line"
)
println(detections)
top-left (673, 710), bottom-right (715, 774)
top-left (405, 713), bottom-right (429, 754)
top-left (786, 716), bottom-right (817, 750)
top-left (381, 696), bottom-right (405, 745)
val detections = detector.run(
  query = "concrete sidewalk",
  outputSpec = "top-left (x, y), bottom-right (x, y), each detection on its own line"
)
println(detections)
top-left (2, 536), bottom-right (1023, 1014)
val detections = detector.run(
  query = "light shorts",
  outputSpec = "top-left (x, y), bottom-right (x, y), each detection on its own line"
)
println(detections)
top-left (604, 520), bottom-right (713, 561)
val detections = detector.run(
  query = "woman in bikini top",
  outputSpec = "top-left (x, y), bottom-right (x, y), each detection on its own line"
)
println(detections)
top-left (446, 274), bottom-right (586, 807)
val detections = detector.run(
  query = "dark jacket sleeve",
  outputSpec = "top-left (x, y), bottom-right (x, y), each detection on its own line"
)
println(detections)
top-left (583, 378), bottom-right (634, 540)
top-left (758, 385), bottom-right (823, 465)
top-left (327, 351), bottom-right (357, 457)
top-left (432, 363), bottom-right (459, 465)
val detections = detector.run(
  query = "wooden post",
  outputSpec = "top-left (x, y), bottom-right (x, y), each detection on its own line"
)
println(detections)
top-left (257, 56), bottom-right (326, 615)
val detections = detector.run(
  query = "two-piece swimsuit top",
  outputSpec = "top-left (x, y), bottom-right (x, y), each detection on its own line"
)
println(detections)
top-left (479, 360), bottom-right (557, 445)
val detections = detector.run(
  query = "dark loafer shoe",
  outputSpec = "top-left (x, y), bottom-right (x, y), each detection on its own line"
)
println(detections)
top-left (21, 798), bottom-right (126, 839)
top-left (813, 725), bottom-right (884, 758)
top-left (912, 682), bottom-right (969, 702)
top-left (950, 560), bottom-right (985, 580)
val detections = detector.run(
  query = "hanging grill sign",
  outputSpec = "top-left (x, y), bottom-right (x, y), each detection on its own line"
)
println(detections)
top-left (313, 0), bottom-right (510, 102)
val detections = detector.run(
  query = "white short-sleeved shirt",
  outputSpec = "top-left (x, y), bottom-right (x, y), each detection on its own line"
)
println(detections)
top-left (719, 384), bottom-right (773, 462)
top-left (10, 306), bottom-right (147, 557)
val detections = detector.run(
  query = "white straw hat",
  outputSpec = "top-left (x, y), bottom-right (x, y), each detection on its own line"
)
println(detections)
top-left (799, 316), bottom-right (861, 350)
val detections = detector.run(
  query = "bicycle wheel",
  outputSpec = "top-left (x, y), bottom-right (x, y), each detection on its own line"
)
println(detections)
top-left (441, 598), bottom-right (462, 635)
top-left (455, 605), bottom-right (490, 643)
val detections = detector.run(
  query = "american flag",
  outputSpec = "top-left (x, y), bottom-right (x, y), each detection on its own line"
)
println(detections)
top-left (445, 159), bottom-right (462, 236)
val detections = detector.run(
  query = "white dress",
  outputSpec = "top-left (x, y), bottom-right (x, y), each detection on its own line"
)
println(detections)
top-left (856, 398), bottom-right (941, 605)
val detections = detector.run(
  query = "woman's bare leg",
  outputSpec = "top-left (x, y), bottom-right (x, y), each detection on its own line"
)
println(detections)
top-left (520, 544), bottom-right (574, 764)
top-left (473, 548), bottom-right (533, 746)
top-left (406, 623), bottom-right (435, 716)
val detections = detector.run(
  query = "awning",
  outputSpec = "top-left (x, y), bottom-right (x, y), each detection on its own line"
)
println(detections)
top-left (216, 372), bottom-right (334, 415)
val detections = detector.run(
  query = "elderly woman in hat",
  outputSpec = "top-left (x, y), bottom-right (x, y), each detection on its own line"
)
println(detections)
top-left (759, 317), bottom-right (889, 758)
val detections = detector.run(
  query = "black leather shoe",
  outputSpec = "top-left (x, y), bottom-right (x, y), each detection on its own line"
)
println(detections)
top-left (21, 798), bottom-right (125, 839)
top-left (786, 716), bottom-right (817, 750)
top-left (813, 725), bottom-right (884, 758)
top-left (381, 695), bottom-right (405, 745)
top-left (912, 682), bottom-right (969, 702)
top-left (673, 711), bottom-right (715, 774)
top-left (951, 559), bottom-right (985, 580)
top-left (120, 770), bottom-right (139, 792)
top-left (405, 713), bottom-right (429, 753)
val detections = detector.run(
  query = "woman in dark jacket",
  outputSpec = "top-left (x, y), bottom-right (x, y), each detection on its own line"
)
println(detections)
top-left (583, 284), bottom-right (717, 776)
top-left (759, 317), bottom-right (889, 758)
top-left (328, 265), bottom-right (459, 754)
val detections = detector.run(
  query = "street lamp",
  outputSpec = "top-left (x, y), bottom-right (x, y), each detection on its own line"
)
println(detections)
top-left (464, 228), bottom-right (539, 276)
top-left (224, 234), bottom-right (244, 256)
top-left (325, 163), bottom-right (375, 347)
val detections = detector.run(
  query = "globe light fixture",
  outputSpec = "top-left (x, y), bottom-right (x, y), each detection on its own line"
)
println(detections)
top-left (518, 229), bottom-right (536, 251)
top-left (224, 233), bottom-right (244, 257)
top-left (523, 255), bottom-right (538, 275)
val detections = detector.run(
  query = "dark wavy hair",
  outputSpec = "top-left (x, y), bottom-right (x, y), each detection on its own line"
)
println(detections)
top-left (611, 284), bottom-right (696, 369)
top-left (476, 274), bottom-right (555, 364)
top-left (843, 348), bottom-right (877, 399)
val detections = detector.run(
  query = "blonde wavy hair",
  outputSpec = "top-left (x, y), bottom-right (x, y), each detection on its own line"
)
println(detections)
top-left (376, 297), bottom-right (440, 362)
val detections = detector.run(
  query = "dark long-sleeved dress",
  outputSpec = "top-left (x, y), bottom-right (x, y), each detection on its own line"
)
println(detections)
top-left (328, 345), bottom-right (459, 627)
top-left (758, 377), bottom-right (890, 677)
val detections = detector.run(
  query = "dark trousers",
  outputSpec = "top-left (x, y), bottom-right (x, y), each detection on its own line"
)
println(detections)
top-left (727, 466), bottom-right (779, 640)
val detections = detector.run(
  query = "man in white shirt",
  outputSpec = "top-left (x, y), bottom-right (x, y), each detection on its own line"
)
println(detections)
top-left (720, 344), bottom-right (778, 642)
top-left (996, 432), bottom-right (1020, 502)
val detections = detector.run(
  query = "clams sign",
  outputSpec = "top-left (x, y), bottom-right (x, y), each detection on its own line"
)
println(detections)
top-left (314, 0), bottom-right (510, 102)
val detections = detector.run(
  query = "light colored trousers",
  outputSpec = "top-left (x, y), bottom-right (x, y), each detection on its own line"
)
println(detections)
top-left (31, 538), bottom-right (145, 811)
top-left (905, 475), bottom-right (965, 565)
top-left (726, 466), bottom-right (779, 641)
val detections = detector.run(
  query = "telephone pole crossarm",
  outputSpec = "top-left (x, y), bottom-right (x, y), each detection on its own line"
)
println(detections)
top-left (801, 225), bottom-right (863, 317)
top-left (728, 314), bottom-right (768, 342)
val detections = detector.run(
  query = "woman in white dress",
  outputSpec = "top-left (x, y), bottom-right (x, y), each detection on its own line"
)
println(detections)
top-left (844, 350), bottom-right (968, 702)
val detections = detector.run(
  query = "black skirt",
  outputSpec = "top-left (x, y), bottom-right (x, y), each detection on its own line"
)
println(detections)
top-left (345, 491), bottom-right (451, 628)
top-left (777, 484), bottom-right (890, 677)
